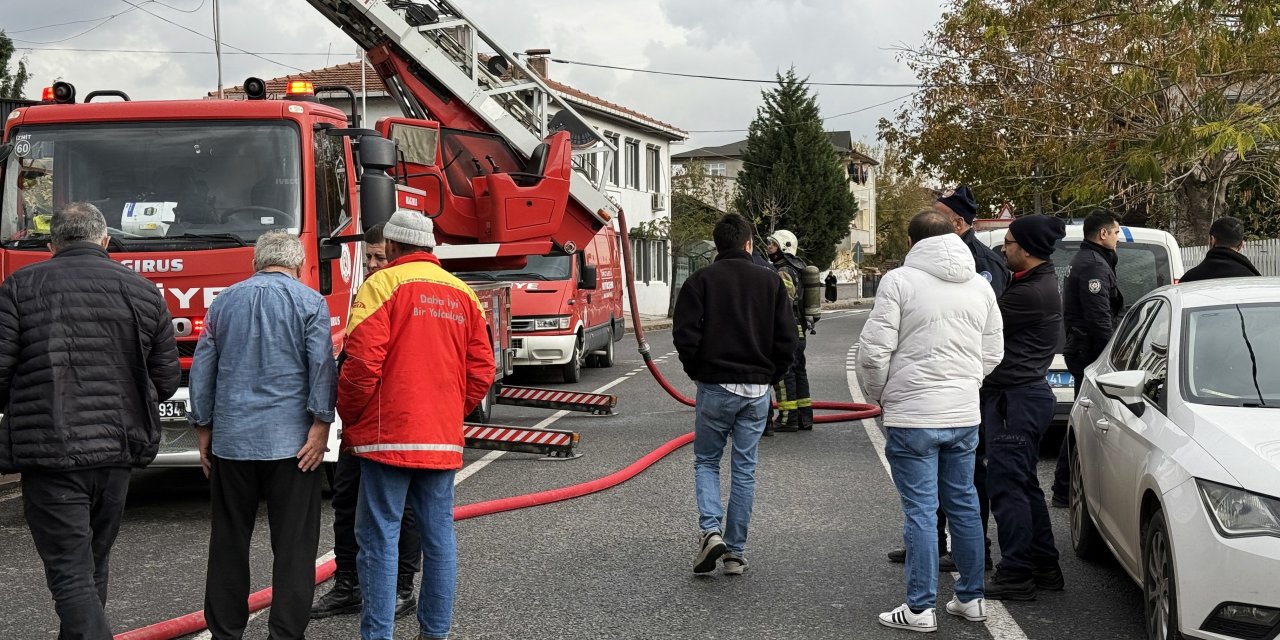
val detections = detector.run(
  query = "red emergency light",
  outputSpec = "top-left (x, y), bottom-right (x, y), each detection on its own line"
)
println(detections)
top-left (41, 86), bottom-right (54, 102)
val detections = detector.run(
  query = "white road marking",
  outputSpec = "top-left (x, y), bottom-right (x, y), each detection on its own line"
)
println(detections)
top-left (845, 349), bottom-right (1030, 640)
top-left (0, 487), bottom-right (20, 503)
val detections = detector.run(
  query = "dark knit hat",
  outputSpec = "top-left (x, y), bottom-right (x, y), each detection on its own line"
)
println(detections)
top-left (1009, 215), bottom-right (1067, 260)
top-left (937, 185), bottom-right (978, 224)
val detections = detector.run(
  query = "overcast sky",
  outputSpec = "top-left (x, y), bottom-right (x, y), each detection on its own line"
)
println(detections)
top-left (3, 0), bottom-right (945, 151)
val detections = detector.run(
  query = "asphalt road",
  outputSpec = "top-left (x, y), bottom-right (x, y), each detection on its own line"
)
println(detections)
top-left (0, 309), bottom-right (1148, 639)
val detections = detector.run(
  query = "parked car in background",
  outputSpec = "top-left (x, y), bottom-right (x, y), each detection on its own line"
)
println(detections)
top-left (1068, 279), bottom-right (1280, 640)
top-left (978, 224), bottom-right (1185, 423)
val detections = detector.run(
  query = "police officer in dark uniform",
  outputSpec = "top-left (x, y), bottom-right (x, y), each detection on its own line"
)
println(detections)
top-left (766, 229), bottom-right (813, 433)
top-left (1053, 209), bottom-right (1124, 505)
top-left (887, 185), bottom-right (1009, 570)
top-left (936, 185), bottom-right (1008, 297)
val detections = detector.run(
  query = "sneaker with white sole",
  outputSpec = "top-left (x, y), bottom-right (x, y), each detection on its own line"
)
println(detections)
top-left (722, 555), bottom-right (748, 576)
top-left (878, 604), bottom-right (937, 632)
top-left (693, 530), bottom-right (726, 574)
top-left (945, 596), bottom-right (987, 622)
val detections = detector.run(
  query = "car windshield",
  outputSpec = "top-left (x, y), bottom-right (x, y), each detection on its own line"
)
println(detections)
top-left (458, 255), bottom-right (571, 282)
top-left (1183, 303), bottom-right (1280, 407)
top-left (2, 122), bottom-right (301, 249)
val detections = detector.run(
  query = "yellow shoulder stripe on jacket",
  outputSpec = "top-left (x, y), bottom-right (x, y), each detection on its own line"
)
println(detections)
top-left (347, 260), bottom-right (485, 335)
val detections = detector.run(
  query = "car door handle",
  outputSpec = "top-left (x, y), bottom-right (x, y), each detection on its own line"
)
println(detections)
top-left (1078, 397), bottom-right (1093, 408)
top-left (1094, 417), bottom-right (1110, 433)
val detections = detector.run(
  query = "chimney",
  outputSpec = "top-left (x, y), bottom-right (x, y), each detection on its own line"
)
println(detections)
top-left (525, 48), bottom-right (551, 79)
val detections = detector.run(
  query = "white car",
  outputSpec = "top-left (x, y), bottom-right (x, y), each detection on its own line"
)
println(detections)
top-left (1068, 278), bottom-right (1280, 640)
top-left (978, 224), bottom-right (1185, 422)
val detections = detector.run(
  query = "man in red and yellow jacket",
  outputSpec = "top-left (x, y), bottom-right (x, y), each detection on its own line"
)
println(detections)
top-left (337, 210), bottom-right (494, 640)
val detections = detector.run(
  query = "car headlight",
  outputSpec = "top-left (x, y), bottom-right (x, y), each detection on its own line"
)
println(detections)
top-left (532, 316), bottom-right (571, 330)
top-left (1197, 479), bottom-right (1280, 538)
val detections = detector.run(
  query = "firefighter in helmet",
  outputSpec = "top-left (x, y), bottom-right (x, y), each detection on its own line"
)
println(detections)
top-left (766, 229), bottom-right (813, 432)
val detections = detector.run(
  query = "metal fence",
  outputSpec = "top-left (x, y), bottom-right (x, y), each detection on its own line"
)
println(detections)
top-left (1180, 238), bottom-right (1280, 276)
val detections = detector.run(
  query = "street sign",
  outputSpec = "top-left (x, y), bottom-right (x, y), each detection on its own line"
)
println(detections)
top-left (853, 242), bottom-right (864, 265)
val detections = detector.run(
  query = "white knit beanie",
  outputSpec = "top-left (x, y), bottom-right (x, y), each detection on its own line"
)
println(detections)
top-left (382, 210), bottom-right (436, 248)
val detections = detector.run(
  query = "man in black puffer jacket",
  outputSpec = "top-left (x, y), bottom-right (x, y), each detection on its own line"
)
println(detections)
top-left (1180, 216), bottom-right (1262, 282)
top-left (0, 202), bottom-right (180, 640)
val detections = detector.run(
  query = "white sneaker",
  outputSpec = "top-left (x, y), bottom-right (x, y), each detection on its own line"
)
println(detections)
top-left (945, 596), bottom-right (988, 622)
top-left (878, 604), bottom-right (937, 632)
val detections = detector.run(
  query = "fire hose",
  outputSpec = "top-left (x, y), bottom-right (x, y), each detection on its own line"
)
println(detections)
top-left (615, 208), bottom-right (881, 424)
top-left (114, 210), bottom-right (879, 639)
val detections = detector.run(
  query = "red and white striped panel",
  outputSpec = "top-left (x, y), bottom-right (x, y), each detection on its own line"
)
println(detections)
top-left (498, 386), bottom-right (612, 406)
top-left (463, 425), bottom-right (573, 447)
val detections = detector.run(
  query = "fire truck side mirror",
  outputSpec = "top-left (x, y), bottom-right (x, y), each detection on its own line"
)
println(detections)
top-left (359, 136), bottom-right (398, 230)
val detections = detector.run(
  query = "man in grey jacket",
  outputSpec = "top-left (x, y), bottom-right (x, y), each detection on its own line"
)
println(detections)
top-left (856, 210), bottom-right (1004, 633)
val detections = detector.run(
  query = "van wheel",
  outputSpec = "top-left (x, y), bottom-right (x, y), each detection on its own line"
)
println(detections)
top-left (561, 333), bottom-right (584, 383)
top-left (1143, 510), bottom-right (1184, 640)
top-left (590, 333), bottom-right (615, 368)
top-left (1070, 437), bottom-right (1107, 562)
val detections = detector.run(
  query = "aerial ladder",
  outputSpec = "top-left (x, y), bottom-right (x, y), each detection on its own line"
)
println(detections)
top-left (307, 0), bottom-right (627, 458)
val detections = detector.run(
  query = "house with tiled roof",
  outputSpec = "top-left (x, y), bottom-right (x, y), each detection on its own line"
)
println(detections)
top-left (209, 56), bottom-right (687, 317)
top-left (673, 132), bottom-right (879, 260)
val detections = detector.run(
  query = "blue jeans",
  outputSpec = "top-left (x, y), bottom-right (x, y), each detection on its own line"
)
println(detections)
top-left (693, 383), bottom-right (770, 555)
top-left (885, 427), bottom-right (985, 610)
top-left (356, 459), bottom-right (456, 640)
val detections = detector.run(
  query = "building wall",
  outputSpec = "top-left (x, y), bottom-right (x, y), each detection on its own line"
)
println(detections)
top-left (848, 164), bottom-right (877, 255)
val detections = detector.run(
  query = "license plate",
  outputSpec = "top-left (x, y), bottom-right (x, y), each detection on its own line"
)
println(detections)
top-left (158, 400), bottom-right (187, 420)
top-left (1046, 371), bottom-right (1075, 388)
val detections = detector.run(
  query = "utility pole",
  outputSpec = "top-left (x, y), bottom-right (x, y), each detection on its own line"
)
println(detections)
top-left (213, 0), bottom-right (224, 99)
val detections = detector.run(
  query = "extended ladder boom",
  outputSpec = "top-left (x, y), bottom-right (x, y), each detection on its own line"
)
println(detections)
top-left (306, 0), bottom-right (620, 228)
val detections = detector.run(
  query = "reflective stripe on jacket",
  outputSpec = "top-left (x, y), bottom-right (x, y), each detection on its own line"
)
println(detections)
top-left (337, 252), bottom-right (495, 470)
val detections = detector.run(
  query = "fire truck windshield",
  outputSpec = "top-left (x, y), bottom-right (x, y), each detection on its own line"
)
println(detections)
top-left (2, 121), bottom-right (301, 250)
top-left (459, 254), bottom-right (572, 282)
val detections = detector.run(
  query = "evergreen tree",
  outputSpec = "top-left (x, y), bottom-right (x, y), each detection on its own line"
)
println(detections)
top-left (0, 32), bottom-right (31, 100)
top-left (734, 68), bottom-right (858, 269)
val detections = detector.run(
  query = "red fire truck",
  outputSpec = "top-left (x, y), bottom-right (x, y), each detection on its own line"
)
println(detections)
top-left (0, 0), bottom-right (625, 463)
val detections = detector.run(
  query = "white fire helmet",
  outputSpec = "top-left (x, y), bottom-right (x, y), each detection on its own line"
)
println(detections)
top-left (768, 229), bottom-right (799, 256)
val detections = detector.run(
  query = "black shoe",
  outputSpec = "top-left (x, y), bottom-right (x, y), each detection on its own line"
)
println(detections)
top-left (694, 530), bottom-right (726, 574)
top-left (798, 419), bottom-right (813, 431)
top-left (887, 548), bottom-right (905, 563)
top-left (985, 569), bottom-right (1037, 601)
top-left (774, 422), bottom-right (799, 433)
top-left (395, 574), bottom-right (417, 617)
top-left (763, 424), bottom-right (775, 437)
top-left (1033, 564), bottom-right (1065, 591)
top-left (1051, 494), bottom-right (1069, 508)
top-left (311, 570), bottom-right (362, 618)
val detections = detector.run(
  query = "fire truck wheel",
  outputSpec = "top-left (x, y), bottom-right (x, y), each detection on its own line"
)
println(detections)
top-left (562, 333), bottom-right (584, 383)
top-left (589, 333), bottom-right (614, 368)
top-left (467, 386), bottom-right (495, 424)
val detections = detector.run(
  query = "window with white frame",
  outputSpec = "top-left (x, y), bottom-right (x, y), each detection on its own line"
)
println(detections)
top-left (646, 145), bottom-right (662, 193)
top-left (707, 162), bottom-right (727, 177)
top-left (629, 237), bottom-right (670, 284)
top-left (605, 132), bottom-right (620, 185)
top-left (625, 138), bottom-right (640, 189)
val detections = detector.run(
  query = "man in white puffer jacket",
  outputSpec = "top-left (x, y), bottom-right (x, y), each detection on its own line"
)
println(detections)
top-left (856, 210), bottom-right (1004, 633)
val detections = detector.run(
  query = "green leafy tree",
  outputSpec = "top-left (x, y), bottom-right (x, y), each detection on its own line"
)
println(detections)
top-left (881, 0), bottom-right (1280, 243)
top-left (0, 31), bottom-right (31, 100)
top-left (867, 142), bottom-right (934, 267)
top-left (735, 69), bottom-right (859, 269)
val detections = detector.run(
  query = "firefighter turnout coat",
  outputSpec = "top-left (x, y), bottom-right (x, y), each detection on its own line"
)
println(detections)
top-left (337, 252), bottom-right (495, 470)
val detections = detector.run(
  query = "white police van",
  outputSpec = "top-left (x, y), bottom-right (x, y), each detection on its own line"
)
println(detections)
top-left (977, 224), bottom-right (1185, 423)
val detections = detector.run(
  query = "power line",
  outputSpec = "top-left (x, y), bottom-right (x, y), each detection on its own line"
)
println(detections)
top-left (15, 47), bottom-right (341, 56)
top-left (683, 92), bottom-right (917, 134)
top-left (550, 58), bottom-right (924, 88)
top-left (117, 0), bottom-right (308, 72)
top-left (5, 0), bottom-right (203, 40)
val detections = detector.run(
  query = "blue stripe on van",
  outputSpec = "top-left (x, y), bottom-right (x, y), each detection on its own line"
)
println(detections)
top-left (1120, 226), bottom-right (1133, 242)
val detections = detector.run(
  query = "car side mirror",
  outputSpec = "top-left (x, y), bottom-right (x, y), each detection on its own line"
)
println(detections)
top-left (1096, 369), bottom-right (1147, 417)
top-left (579, 263), bottom-right (598, 290)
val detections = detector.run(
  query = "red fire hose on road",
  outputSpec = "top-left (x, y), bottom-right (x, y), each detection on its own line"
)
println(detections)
top-left (615, 209), bottom-right (880, 424)
top-left (114, 209), bottom-right (879, 640)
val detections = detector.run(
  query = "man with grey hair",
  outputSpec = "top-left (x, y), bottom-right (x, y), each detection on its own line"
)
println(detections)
top-left (190, 230), bottom-right (337, 640)
top-left (0, 202), bottom-right (180, 639)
